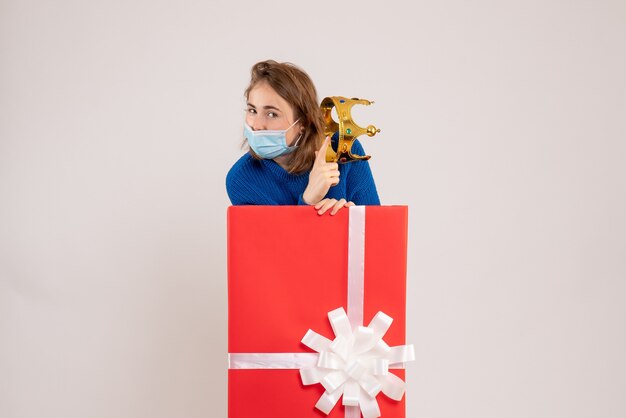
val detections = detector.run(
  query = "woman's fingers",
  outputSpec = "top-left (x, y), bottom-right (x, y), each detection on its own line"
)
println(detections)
top-left (314, 198), bottom-right (329, 210)
top-left (330, 199), bottom-right (347, 215)
top-left (313, 198), bottom-right (353, 215)
top-left (317, 198), bottom-right (338, 215)
top-left (328, 169), bottom-right (340, 186)
top-left (314, 137), bottom-right (331, 166)
top-left (303, 142), bottom-right (340, 204)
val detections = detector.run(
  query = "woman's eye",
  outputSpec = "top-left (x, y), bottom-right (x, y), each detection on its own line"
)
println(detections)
top-left (246, 108), bottom-right (256, 114)
top-left (267, 112), bottom-right (278, 118)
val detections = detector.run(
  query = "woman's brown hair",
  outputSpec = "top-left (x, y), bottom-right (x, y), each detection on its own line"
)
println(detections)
top-left (244, 60), bottom-right (325, 174)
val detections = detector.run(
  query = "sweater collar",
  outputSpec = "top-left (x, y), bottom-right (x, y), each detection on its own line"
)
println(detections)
top-left (260, 158), bottom-right (308, 182)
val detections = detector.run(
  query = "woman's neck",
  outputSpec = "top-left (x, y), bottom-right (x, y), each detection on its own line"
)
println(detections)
top-left (273, 154), bottom-right (291, 171)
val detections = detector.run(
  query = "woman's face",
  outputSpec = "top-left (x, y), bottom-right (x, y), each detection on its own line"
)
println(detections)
top-left (246, 81), bottom-right (302, 146)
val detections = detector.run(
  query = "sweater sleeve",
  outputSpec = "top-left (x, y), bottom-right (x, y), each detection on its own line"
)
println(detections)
top-left (297, 194), bottom-right (310, 205)
top-left (345, 140), bottom-right (381, 205)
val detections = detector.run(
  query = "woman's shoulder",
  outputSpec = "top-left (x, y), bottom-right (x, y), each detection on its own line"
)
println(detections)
top-left (350, 138), bottom-right (366, 155)
top-left (226, 153), bottom-right (266, 204)
top-left (227, 153), bottom-right (259, 181)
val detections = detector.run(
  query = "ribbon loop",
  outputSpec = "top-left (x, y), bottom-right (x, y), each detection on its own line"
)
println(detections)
top-left (322, 370), bottom-right (349, 393)
top-left (381, 373), bottom-right (406, 401)
top-left (359, 373), bottom-right (383, 398)
top-left (315, 388), bottom-right (342, 414)
top-left (330, 335), bottom-right (352, 360)
top-left (300, 367), bottom-right (324, 385)
top-left (329, 307), bottom-right (353, 339)
top-left (302, 329), bottom-right (333, 353)
top-left (353, 326), bottom-right (377, 354)
top-left (342, 381), bottom-right (360, 406)
top-left (368, 311), bottom-right (393, 339)
top-left (318, 351), bottom-right (344, 369)
top-left (359, 388), bottom-right (382, 418)
top-left (388, 344), bottom-right (416, 364)
top-left (373, 359), bottom-right (389, 376)
top-left (373, 339), bottom-right (391, 355)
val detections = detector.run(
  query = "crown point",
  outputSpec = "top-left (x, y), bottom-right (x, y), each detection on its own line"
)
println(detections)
top-left (366, 125), bottom-right (380, 136)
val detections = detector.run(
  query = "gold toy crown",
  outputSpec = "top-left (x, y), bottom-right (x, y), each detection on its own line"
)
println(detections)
top-left (320, 96), bottom-right (381, 163)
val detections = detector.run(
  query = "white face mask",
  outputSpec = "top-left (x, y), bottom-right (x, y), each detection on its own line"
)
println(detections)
top-left (244, 119), bottom-right (302, 159)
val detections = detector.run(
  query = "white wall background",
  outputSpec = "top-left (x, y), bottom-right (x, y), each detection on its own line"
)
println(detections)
top-left (1, 0), bottom-right (625, 417)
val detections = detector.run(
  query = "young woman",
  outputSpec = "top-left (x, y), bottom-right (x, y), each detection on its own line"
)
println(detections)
top-left (226, 60), bottom-right (380, 215)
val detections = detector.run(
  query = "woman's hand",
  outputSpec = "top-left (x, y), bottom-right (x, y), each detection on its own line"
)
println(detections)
top-left (302, 137), bottom-right (340, 205)
top-left (314, 198), bottom-right (355, 215)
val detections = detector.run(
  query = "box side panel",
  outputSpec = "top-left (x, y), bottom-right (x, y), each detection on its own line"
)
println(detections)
top-left (364, 206), bottom-right (408, 346)
top-left (229, 369), bottom-right (405, 418)
top-left (228, 206), bottom-right (349, 353)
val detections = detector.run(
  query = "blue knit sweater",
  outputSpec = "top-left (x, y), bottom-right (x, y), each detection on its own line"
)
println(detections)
top-left (226, 139), bottom-right (380, 205)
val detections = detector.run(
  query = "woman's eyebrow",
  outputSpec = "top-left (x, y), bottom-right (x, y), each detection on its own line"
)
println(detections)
top-left (246, 102), bottom-right (282, 112)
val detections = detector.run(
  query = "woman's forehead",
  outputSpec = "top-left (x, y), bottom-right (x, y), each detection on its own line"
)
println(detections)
top-left (248, 82), bottom-right (291, 111)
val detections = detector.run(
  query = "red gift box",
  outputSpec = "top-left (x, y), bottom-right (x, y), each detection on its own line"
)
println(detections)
top-left (228, 206), bottom-right (410, 418)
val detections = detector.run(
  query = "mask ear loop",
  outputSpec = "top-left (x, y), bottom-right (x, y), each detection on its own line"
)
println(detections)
top-left (286, 118), bottom-right (301, 130)
top-left (291, 132), bottom-right (303, 147)
top-left (289, 119), bottom-right (304, 148)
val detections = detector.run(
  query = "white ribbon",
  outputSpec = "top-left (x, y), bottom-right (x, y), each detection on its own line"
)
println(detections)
top-left (300, 307), bottom-right (415, 418)
top-left (347, 205), bottom-right (366, 329)
top-left (229, 353), bottom-right (318, 369)
top-left (228, 206), bottom-right (415, 418)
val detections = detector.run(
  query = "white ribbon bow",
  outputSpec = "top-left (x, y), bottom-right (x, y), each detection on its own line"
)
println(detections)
top-left (300, 307), bottom-right (415, 418)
